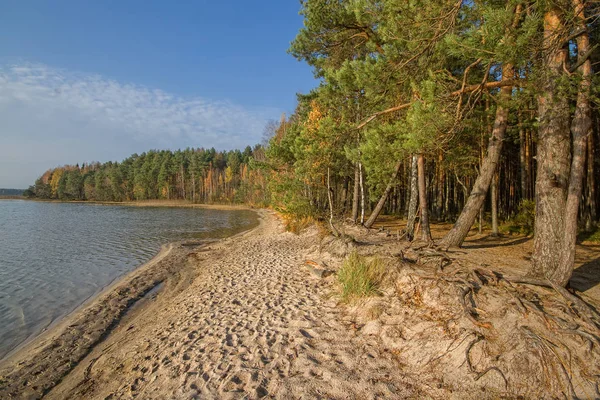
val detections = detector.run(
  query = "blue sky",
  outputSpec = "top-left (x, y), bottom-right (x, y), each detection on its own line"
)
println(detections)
top-left (0, 1), bottom-right (316, 188)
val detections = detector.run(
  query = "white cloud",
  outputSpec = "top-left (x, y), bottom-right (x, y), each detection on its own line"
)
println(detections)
top-left (0, 63), bottom-right (279, 187)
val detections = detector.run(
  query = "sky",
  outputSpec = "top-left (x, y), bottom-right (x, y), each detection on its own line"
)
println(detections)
top-left (0, 1), bottom-right (316, 188)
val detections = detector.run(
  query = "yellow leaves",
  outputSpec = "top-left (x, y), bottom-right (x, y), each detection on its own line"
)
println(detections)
top-left (305, 100), bottom-right (324, 133)
top-left (49, 169), bottom-right (64, 197)
top-left (225, 166), bottom-right (234, 183)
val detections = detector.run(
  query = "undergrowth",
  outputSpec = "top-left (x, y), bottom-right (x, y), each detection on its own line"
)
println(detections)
top-left (338, 251), bottom-right (385, 302)
top-left (502, 199), bottom-right (535, 235)
top-left (579, 226), bottom-right (600, 243)
top-left (282, 214), bottom-right (315, 234)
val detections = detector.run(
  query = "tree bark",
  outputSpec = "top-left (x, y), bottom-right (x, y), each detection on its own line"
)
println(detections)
top-left (359, 162), bottom-right (365, 224)
top-left (519, 123), bottom-right (527, 200)
top-left (327, 167), bottom-right (340, 237)
top-left (417, 154), bottom-right (432, 242)
top-left (491, 173), bottom-right (499, 236)
top-left (406, 155), bottom-right (419, 240)
top-left (351, 163), bottom-right (360, 223)
top-left (435, 151), bottom-right (444, 219)
top-left (551, 0), bottom-right (592, 286)
top-left (340, 175), bottom-right (349, 213)
top-left (585, 130), bottom-right (596, 230)
top-left (364, 160), bottom-right (402, 228)
top-left (439, 66), bottom-right (512, 248)
top-left (530, 9), bottom-right (573, 282)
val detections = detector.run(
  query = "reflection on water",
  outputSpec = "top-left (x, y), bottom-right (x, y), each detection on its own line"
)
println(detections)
top-left (0, 200), bottom-right (257, 359)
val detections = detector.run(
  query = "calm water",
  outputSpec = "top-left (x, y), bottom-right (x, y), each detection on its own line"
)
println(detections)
top-left (0, 200), bottom-right (257, 359)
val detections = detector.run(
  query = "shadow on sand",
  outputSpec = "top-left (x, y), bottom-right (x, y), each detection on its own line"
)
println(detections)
top-left (571, 254), bottom-right (600, 292)
top-left (461, 236), bottom-right (532, 250)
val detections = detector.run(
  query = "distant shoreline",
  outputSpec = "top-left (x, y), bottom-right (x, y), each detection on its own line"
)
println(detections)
top-left (10, 198), bottom-right (256, 211)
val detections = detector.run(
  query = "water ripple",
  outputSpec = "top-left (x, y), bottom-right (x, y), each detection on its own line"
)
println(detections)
top-left (0, 201), bottom-right (257, 358)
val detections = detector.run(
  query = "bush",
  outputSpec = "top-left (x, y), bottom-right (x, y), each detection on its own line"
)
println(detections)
top-left (579, 226), bottom-right (600, 243)
top-left (504, 200), bottom-right (536, 235)
top-left (338, 251), bottom-right (385, 302)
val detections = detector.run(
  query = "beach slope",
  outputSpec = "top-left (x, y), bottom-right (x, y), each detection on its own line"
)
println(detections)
top-left (0, 210), bottom-right (427, 399)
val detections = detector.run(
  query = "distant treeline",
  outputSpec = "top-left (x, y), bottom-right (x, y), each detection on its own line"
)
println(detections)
top-left (0, 188), bottom-right (24, 196)
top-left (25, 146), bottom-right (269, 205)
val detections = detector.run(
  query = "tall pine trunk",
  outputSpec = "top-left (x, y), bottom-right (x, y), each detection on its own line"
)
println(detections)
top-left (364, 160), bottom-right (402, 228)
top-left (340, 176), bottom-right (349, 213)
top-left (406, 155), bottom-right (419, 240)
top-left (519, 122), bottom-right (527, 200)
top-left (530, 8), bottom-right (578, 286)
top-left (351, 163), bottom-right (360, 223)
top-left (532, 0), bottom-right (592, 286)
top-left (491, 173), bottom-right (499, 236)
top-left (417, 154), bottom-right (432, 242)
top-left (585, 131), bottom-right (596, 230)
top-left (359, 162), bottom-right (365, 224)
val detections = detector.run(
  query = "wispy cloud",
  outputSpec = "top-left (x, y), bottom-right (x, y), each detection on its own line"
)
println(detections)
top-left (0, 63), bottom-right (279, 187)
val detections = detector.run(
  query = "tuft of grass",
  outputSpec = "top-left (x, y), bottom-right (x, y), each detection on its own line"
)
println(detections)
top-left (338, 251), bottom-right (385, 302)
top-left (282, 215), bottom-right (315, 234)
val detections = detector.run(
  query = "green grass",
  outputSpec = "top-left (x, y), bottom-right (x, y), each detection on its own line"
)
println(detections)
top-left (579, 226), bottom-right (600, 243)
top-left (338, 251), bottom-right (385, 302)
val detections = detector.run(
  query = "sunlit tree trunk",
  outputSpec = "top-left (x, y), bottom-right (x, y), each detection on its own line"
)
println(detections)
top-left (530, 8), bottom-right (576, 286)
top-left (417, 154), bottom-right (432, 242)
top-left (359, 161), bottom-right (365, 224)
top-left (352, 163), bottom-right (360, 223)
top-left (439, 64), bottom-right (512, 248)
top-left (364, 160), bottom-right (402, 228)
top-left (406, 155), bottom-right (419, 240)
top-left (491, 173), bottom-right (498, 236)
top-left (546, 0), bottom-right (592, 286)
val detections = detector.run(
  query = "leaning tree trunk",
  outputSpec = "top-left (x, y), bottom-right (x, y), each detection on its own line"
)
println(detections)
top-left (438, 64), bottom-right (513, 248)
top-left (364, 160), bottom-right (402, 228)
top-left (417, 154), bottom-right (432, 242)
top-left (406, 155), bottom-right (419, 240)
top-left (529, 9), bottom-right (573, 283)
top-left (351, 163), bottom-right (360, 223)
top-left (548, 0), bottom-right (592, 287)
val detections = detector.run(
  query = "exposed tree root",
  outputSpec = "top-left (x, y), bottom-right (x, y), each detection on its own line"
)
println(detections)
top-left (400, 247), bottom-right (600, 397)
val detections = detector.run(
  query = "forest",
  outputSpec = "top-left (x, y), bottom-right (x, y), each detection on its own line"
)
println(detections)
top-left (25, 146), bottom-right (270, 205)
top-left (27, 0), bottom-right (599, 289)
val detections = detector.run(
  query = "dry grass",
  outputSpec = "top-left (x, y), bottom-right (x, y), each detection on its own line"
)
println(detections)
top-left (338, 251), bottom-right (385, 303)
top-left (281, 214), bottom-right (316, 234)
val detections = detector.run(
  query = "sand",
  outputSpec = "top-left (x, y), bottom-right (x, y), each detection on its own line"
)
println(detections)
top-left (0, 210), bottom-right (430, 399)
top-left (2, 209), bottom-right (599, 399)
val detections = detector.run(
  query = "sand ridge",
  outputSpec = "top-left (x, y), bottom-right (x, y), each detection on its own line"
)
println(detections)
top-left (14, 210), bottom-right (424, 399)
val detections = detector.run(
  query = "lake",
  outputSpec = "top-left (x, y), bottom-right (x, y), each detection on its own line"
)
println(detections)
top-left (0, 200), bottom-right (257, 359)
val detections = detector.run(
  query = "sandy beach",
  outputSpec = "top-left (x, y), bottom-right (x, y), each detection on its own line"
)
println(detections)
top-left (0, 210), bottom-right (426, 399)
top-left (2, 208), bottom-right (599, 399)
